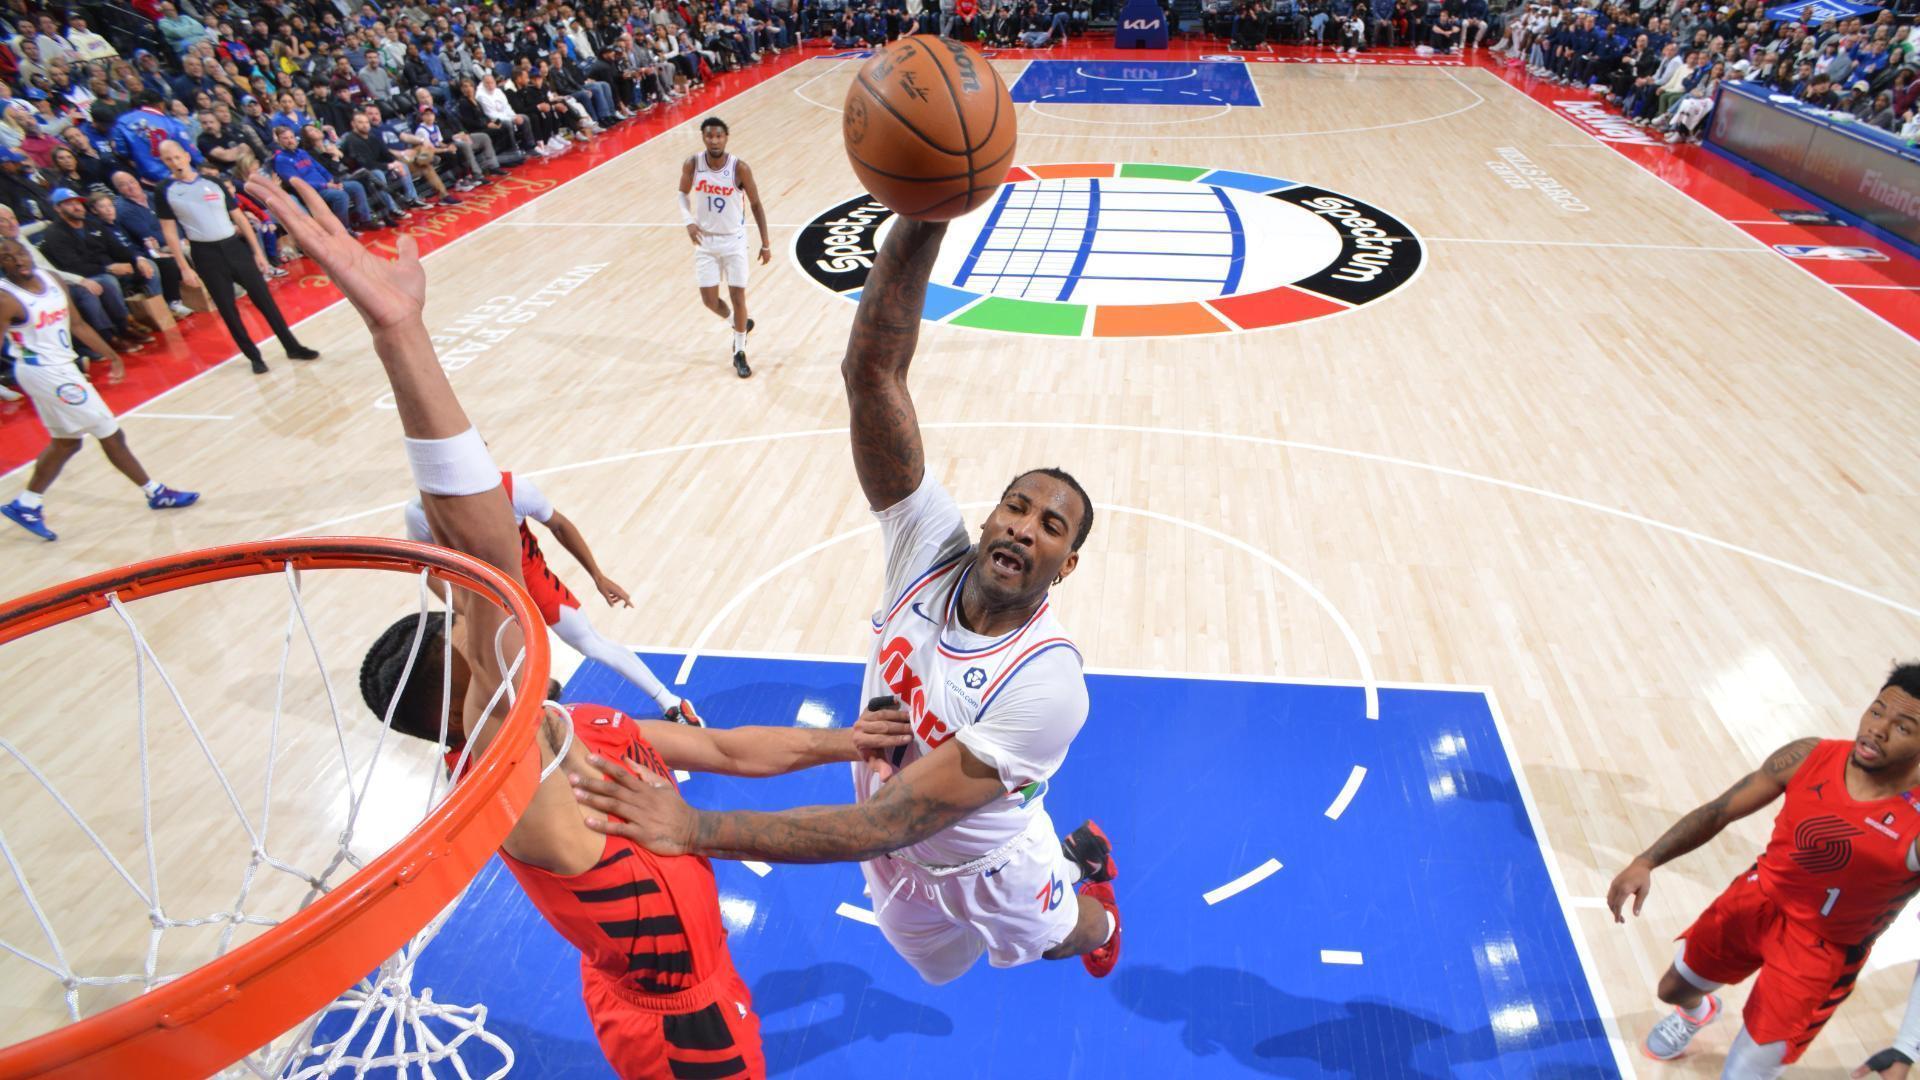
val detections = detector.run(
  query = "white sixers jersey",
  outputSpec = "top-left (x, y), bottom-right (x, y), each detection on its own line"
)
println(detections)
top-left (690, 153), bottom-right (746, 248)
top-left (0, 270), bottom-right (76, 368)
top-left (857, 475), bottom-right (1089, 870)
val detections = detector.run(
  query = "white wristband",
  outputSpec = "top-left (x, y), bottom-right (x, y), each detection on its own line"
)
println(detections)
top-left (404, 427), bottom-right (499, 496)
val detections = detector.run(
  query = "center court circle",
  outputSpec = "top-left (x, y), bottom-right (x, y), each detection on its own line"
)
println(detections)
top-left (794, 162), bottom-right (1424, 338)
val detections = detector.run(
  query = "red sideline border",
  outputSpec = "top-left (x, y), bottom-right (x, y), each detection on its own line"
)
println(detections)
top-left (6, 37), bottom-right (1914, 474)
top-left (0, 43), bottom-right (827, 474)
top-left (1462, 47), bottom-right (1920, 340)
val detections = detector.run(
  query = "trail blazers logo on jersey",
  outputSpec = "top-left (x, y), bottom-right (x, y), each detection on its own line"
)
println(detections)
top-left (1791, 815), bottom-right (1861, 873)
top-left (876, 636), bottom-right (953, 748)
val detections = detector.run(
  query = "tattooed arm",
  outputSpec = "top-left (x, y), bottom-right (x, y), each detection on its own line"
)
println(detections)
top-left (841, 218), bottom-right (946, 511)
top-left (572, 734), bottom-right (1006, 863)
top-left (1606, 736), bottom-right (1818, 922)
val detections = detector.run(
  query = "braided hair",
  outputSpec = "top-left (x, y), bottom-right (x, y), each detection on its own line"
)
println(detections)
top-left (358, 612), bottom-right (458, 743)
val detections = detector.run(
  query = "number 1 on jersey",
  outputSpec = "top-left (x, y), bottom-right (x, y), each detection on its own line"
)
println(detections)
top-left (1821, 886), bottom-right (1841, 917)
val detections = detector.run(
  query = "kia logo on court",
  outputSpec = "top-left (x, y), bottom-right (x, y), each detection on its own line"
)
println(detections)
top-left (795, 162), bottom-right (1424, 339)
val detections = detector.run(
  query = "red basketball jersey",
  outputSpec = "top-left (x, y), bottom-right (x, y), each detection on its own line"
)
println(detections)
top-left (1754, 739), bottom-right (1920, 946)
top-left (446, 704), bottom-right (735, 993)
top-left (501, 471), bottom-right (552, 582)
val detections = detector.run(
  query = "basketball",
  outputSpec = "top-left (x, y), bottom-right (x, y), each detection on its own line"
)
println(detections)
top-left (841, 35), bottom-right (1016, 221)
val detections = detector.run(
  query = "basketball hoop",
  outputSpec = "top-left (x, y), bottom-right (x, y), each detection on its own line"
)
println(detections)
top-left (0, 537), bottom-right (549, 1080)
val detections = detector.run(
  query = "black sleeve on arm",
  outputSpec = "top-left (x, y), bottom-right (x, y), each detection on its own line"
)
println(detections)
top-left (153, 181), bottom-right (176, 220)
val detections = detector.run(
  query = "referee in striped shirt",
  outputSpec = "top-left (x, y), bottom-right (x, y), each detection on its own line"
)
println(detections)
top-left (154, 140), bottom-right (318, 375)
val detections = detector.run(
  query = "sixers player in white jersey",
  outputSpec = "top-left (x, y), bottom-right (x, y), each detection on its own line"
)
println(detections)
top-left (678, 117), bottom-right (769, 379)
top-left (403, 472), bottom-right (700, 726)
top-left (0, 238), bottom-right (197, 543)
top-left (576, 218), bottom-right (1123, 984)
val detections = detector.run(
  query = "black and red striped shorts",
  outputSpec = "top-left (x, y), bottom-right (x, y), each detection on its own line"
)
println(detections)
top-left (581, 962), bottom-right (764, 1079)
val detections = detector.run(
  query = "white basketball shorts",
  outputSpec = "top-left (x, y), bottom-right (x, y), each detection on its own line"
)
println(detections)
top-left (857, 811), bottom-right (1081, 986)
top-left (693, 242), bottom-right (749, 289)
top-left (17, 360), bottom-right (116, 439)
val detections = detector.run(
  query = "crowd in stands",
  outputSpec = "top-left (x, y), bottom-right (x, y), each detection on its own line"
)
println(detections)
top-left (0, 0), bottom-right (805, 380)
top-left (1497, 0), bottom-right (1920, 141)
top-left (815, 0), bottom-right (1095, 48)
top-left (1195, 0), bottom-right (1917, 143)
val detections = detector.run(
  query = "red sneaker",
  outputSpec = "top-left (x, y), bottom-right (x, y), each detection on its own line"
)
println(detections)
top-left (664, 699), bottom-right (704, 727)
top-left (1079, 879), bottom-right (1121, 978)
top-left (1061, 819), bottom-right (1116, 884)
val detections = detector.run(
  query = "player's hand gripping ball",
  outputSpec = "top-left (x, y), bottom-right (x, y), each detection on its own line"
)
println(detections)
top-left (842, 35), bottom-right (1017, 221)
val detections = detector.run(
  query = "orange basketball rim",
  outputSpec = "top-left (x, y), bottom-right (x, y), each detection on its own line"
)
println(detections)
top-left (0, 537), bottom-right (549, 1080)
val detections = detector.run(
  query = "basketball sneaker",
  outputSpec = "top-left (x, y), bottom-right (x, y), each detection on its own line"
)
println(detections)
top-left (1061, 820), bottom-right (1116, 884)
top-left (146, 485), bottom-right (200, 510)
top-left (1643, 994), bottom-right (1720, 1061)
top-left (664, 699), bottom-right (705, 727)
top-left (733, 350), bottom-right (751, 379)
top-left (2, 499), bottom-right (55, 540)
top-left (286, 344), bottom-right (321, 361)
top-left (1078, 879), bottom-right (1120, 978)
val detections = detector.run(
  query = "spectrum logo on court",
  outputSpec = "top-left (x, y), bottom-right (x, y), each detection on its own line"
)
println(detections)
top-left (795, 162), bottom-right (1424, 337)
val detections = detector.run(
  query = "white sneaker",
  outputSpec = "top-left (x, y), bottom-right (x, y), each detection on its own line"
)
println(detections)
top-left (168, 301), bottom-right (193, 318)
top-left (1644, 994), bottom-right (1720, 1061)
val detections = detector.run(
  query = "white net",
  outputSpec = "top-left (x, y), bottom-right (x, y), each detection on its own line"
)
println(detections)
top-left (0, 557), bottom-right (553, 1078)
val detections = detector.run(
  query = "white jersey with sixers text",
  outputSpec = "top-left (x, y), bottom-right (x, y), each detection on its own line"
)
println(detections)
top-left (690, 152), bottom-right (747, 251)
top-left (0, 270), bottom-right (76, 367)
top-left (856, 474), bottom-right (1089, 870)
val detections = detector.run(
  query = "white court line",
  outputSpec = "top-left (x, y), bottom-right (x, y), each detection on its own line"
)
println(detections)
top-left (834, 902), bottom-right (878, 926)
top-left (123, 412), bottom-right (234, 422)
top-left (1073, 65), bottom-right (1198, 83)
top-left (1105, 505), bottom-right (1377, 720)
top-left (742, 861), bottom-right (772, 877)
top-left (1425, 236), bottom-right (1767, 253)
top-left (1569, 896), bottom-right (1610, 909)
top-left (277, 421), bottom-right (1920, 621)
top-left (618, 639), bottom-right (1490, 693)
top-left (671, 501), bottom-right (1382, 721)
top-left (1202, 857), bottom-right (1282, 905)
top-left (672, 520), bottom-right (882, 687)
top-left (1320, 950), bottom-right (1365, 965)
top-left (1, 60), bottom-right (808, 487)
top-left (1324, 765), bottom-right (1367, 819)
top-left (1027, 97), bottom-right (1234, 127)
top-left (1484, 688), bottom-right (1635, 1077)
top-left (1468, 66), bottom-right (1919, 344)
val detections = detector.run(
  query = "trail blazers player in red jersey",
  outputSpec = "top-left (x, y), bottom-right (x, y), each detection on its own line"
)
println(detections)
top-left (1608, 664), bottom-right (1920, 1078)
top-left (242, 173), bottom-right (912, 1079)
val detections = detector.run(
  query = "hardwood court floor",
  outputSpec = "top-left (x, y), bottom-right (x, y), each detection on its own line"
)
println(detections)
top-left (3, 52), bottom-right (1917, 1075)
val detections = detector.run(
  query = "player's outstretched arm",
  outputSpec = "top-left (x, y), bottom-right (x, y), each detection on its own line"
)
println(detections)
top-left (540, 507), bottom-right (629, 606)
top-left (247, 174), bottom-right (600, 873)
top-left (573, 731), bottom-right (1004, 862)
top-left (1605, 736), bottom-right (1817, 922)
top-left (841, 218), bottom-right (945, 511)
top-left (639, 705), bottom-right (910, 778)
